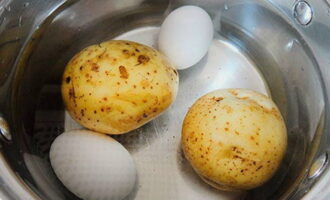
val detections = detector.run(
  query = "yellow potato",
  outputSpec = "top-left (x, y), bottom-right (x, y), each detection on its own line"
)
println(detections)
top-left (62, 40), bottom-right (178, 134)
top-left (181, 89), bottom-right (287, 191)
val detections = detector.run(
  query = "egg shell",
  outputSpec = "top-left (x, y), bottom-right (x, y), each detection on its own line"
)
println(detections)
top-left (182, 89), bottom-right (287, 191)
top-left (50, 130), bottom-right (136, 200)
top-left (158, 5), bottom-right (214, 69)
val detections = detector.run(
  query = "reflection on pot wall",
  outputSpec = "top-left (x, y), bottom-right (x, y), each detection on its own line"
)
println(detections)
top-left (0, 0), bottom-right (329, 200)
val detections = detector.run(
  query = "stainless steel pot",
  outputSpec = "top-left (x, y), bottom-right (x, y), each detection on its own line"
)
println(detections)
top-left (0, 0), bottom-right (329, 199)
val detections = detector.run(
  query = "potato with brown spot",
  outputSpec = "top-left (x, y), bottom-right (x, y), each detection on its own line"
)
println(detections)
top-left (119, 65), bottom-right (129, 79)
top-left (62, 40), bottom-right (179, 134)
top-left (181, 89), bottom-right (287, 191)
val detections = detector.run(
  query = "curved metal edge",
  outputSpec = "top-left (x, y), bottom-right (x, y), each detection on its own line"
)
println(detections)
top-left (0, 0), bottom-right (329, 199)
top-left (0, 0), bottom-right (79, 199)
top-left (302, 154), bottom-right (330, 200)
top-left (268, 0), bottom-right (330, 199)
top-left (0, 153), bottom-right (40, 200)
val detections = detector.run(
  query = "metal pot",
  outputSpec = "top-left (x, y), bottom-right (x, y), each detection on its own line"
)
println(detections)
top-left (0, 0), bottom-right (329, 199)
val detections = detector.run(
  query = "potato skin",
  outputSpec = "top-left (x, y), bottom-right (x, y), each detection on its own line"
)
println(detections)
top-left (181, 89), bottom-right (287, 191)
top-left (62, 40), bottom-right (178, 134)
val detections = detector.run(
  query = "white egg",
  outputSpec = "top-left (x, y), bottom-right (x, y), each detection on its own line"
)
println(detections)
top-left (49, 130), bottom-right (136, 200)
top-left (158, 5), bottom-right (214, 70)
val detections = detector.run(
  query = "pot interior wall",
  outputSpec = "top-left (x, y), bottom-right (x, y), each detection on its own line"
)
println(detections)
top-left (2, 0), bottom-right (325, 200)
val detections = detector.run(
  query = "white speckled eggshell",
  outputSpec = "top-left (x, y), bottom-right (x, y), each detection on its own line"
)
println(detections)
top-left (158, 5), bottom-right (214, 70)
top-left (50, 130), bottom-right (136, 200)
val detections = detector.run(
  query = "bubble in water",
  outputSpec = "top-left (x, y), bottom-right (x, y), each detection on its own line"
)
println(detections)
top-left (224, 4), bottom-right (229, 10)
top-left (293, 1), bottom-right (312, 25)
top-left (286, 41), bottom-right (294, 50)
top-left (285, 39), bottom-right (299, 51)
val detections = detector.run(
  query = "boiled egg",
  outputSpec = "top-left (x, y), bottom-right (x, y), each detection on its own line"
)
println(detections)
top-left (158, 5), bottom-right (214, 70)
top-left (50, 130), bottom-right (136, 200)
